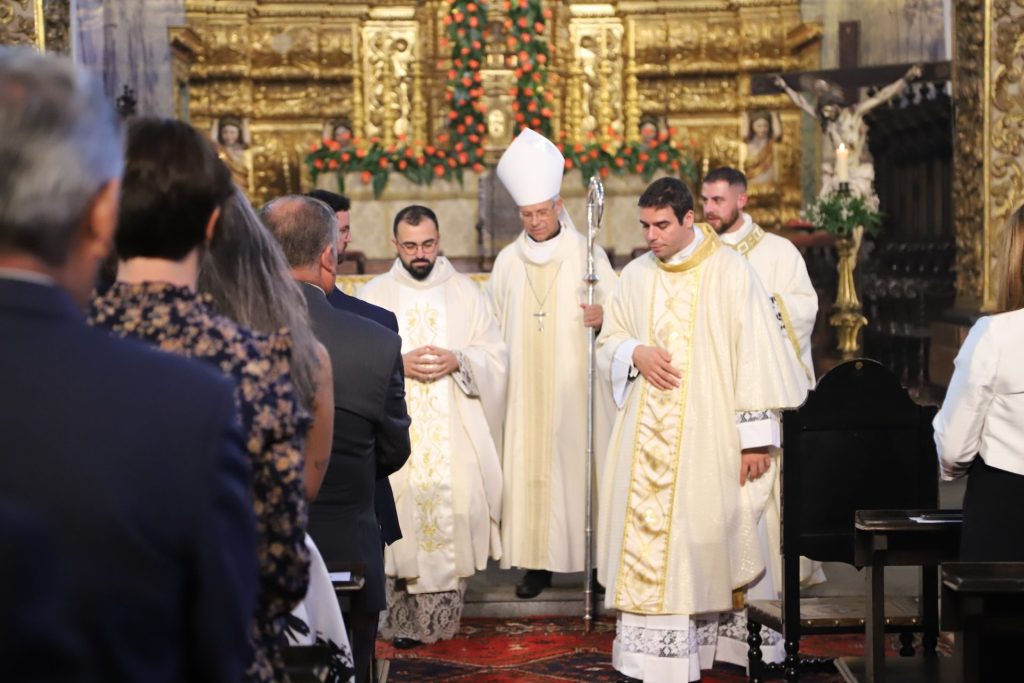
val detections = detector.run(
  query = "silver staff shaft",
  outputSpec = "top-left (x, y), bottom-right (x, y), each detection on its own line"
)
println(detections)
top-left (583, 175), bottom-right (604, 631)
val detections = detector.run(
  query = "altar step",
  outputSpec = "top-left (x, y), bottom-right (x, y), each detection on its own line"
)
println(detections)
top-left (463, 564), bottom-right (603, 619)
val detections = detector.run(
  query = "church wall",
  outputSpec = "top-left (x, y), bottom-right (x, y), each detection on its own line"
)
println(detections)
top-left (75, 0), bottom-right (186, 116)
top-left (801, 0), bottom-right (951, 69)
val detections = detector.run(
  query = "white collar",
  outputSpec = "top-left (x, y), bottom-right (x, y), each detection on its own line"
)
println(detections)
top-left (0, 267), bottom-right (56, 286)
top-left (664, 226), bottom-right (704, 265)
top-left (718, 213), bottom-right (754, 246)
top-left (522, 224), bottom-right (564, 264)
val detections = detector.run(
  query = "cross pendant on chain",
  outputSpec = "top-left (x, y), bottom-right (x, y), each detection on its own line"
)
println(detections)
top-left (533, 310), bottom-right (547, 331)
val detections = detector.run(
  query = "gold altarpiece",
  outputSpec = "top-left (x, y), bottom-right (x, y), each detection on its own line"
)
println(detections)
top-left (180, 0), bottom-right (819, 258)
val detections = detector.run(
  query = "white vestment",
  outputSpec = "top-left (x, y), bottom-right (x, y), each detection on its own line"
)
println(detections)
top-left (360, 256), bottom-right (506, 592)
top-left (596, 224), bottom-right (806, 681)
top-left (486, 224), bottom-right (618, 572)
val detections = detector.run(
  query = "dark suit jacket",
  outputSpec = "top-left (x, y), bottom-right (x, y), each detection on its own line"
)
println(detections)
top-left (0, 499), bottom-right (82, 683)
top-left (303, 283), bottom-right (411, 613)
top-left (327, 287), bottom-right (403, 545)
top-left (0, 278), bottom-right (258, 683)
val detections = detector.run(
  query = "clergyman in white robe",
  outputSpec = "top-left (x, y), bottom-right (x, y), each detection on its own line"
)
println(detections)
top-left (597, 214), bottom-right (805, 682)
top-left (489, 128), bottom-right (618, 580)
top-left (715, 210), bottom-right (824, 666)
top-left (360, 254), bottom-right (506, 642)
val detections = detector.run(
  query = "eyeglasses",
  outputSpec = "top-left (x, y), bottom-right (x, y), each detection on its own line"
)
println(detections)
top-left (397, 239), bottom-right (438, 255)
top-left (519, 205), bottom-right (557, 222)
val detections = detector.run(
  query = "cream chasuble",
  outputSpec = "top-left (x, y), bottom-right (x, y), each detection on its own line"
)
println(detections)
top-left (721, 215), bottom-right (823, 595)
top-left (596, 224), bottom-right (806, 617)
top-left (720, 214), bottom-right (818, 382)
top-left (486, 225), bottom-right (618, 572)
top-left (360, 257), bottom-right (506, 593)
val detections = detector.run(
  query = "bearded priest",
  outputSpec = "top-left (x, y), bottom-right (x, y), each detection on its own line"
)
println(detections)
top-left (360, 205), bottom-right (507, 647)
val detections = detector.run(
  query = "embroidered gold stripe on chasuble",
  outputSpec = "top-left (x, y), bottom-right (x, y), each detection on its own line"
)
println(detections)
top-left (402, 298), bottom-right (455, 561)
top-left (521, 261), bottom-right (558, 567)
top-left (614, 260), bottom-right (705, 614)
top-left (732, 225), bottom-right (765, 256)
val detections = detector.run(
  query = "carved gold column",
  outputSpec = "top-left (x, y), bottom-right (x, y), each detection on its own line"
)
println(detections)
top-left (1, 0), bottom-right (68, 52)
top-left (567, 4), bottom-right (623, 144)
top-left (952, 0), bottom-right (1024, 312)
top-left (624, 17), bottom-right (640, 144)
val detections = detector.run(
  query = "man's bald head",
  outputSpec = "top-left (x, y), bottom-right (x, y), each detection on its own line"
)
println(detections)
top-left (258, 195), bottom-right (337, 270)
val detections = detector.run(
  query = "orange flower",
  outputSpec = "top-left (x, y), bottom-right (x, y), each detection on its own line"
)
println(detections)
top-left (327, 159), bottom-right (339, 170)
top-left (658, 151), bottom-right (668, 163)
top-left (378, 157), bottom-right (388, 169)
top-left (361, 171), bottom-right (373, 184)
top-left (313, 159), bottom-right (324, 170)
top-left (517, 17), bottom-right (528, 28)
top-left (467, 2), bottom-right (478, 11)
top-left (356, 148), bottom-right (367, 159)
top-left (565, 158), bottom-right (574, 170)
top-left (341, 152), bottom-right (351, 163)
top-left (614, 157), bottom-right (625, 167)
top-left (634, 163), bottom-right (644, 173)
top-left (535, 21), bottom-right (544, 33)
top-left (638, 152), bottom-right (649, 162)
top-left (404, 147), bottom-right (415, 158)
top-left (537, 53), bottom-right (547, 65)
top-left (472, 162), bottom-right (484, 172)
top-left (398, 159), bottom-right (408, 170)
top-left (425, 145), bottom-right (437, 155)
top-left (448, 157), bottom-right (457, 168)
top-left (600, 166), bottom-right (610, 178)
top-left (434, 164), bottom-right (446, 177)
top-left (309, 142), bottom-right (320, 153)
top-left (469, 16), bottom-right (478, 28)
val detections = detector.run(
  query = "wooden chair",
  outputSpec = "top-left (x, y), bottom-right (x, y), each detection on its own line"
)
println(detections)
top-left (746, 359), bottom-right (941, 682)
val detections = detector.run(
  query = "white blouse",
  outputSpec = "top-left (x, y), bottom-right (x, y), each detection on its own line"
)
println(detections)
top-left (933, 308), bottom-right (1024, 480)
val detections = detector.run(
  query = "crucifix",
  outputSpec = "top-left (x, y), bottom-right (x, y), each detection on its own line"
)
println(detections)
top-left (752, 22), bottom-right (948, 198)
top-left (533, 309), bottom-right (547, 331)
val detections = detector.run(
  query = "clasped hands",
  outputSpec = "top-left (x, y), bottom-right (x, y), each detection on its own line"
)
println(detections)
top-left (632, 344), bottom-right (772, 486)
top-left (403, 345), bottom-right (459, 383)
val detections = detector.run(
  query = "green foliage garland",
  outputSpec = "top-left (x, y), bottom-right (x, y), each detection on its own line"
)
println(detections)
top-left (504, 0), bottom-right (553, 138)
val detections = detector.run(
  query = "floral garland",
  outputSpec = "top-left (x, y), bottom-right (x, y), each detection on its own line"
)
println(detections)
top-left (306, 0), bottom-right (486, 198)
top-left (442, 0), bottom-right (488, 173)
top-left (558, 129), bottom-right (698, 186)
top-left (504, 0), bottom-right (553, 138)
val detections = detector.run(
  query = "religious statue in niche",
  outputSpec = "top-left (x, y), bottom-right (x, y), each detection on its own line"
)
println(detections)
top-left (211, 116), bottom-right (252, 194)
top-left (578, 35), bottom-right (599, 135)
top-left (774, 64), bottom-right (921, 198)
top-left (323, 119), bottom-right (354, 149)
top-left (741, 111), bottom-right (782, 185)
top-left (638, 114), bottom-right (661, 143)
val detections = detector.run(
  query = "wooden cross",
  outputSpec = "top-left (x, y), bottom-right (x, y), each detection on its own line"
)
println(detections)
top-left (533, 310), bottom-right (547, 331)
top-left (753, 19), bottom-right (949, 100)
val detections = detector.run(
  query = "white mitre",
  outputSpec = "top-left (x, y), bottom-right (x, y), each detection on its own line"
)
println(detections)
top-left (496, 128), bottom-right (563, 206)
top-left (496, 128), bottom-right (577, 235)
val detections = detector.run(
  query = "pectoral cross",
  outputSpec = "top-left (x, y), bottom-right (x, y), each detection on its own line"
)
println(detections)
top-left (533, 310), bottom-right (547, 331)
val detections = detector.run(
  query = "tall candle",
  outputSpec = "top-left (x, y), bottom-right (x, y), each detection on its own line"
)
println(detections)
top-left (836, 143), bottom-right (849, 183)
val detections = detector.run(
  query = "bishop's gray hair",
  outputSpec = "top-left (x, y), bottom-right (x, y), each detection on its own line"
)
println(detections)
top-left (259, 195), bottom-right (338, 269)
top-left (0, 48), bottom-right (123, 265)
top-left (199, 190), bottom-right (321, 412)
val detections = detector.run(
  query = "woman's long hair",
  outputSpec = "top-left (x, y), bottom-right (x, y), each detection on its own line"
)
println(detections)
top-left (999, 204), bottom-right (1024, 314)
top-left (199, 190), bottom-right (320, 410)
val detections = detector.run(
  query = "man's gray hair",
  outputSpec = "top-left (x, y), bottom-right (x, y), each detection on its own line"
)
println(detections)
top-left (0, 48), bottom-right (123, 265)
top-left (258, 195), bottom-right (338, 269)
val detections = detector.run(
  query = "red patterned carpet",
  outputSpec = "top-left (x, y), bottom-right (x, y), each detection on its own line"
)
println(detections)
top-left (375, 616), bottom-right (917, 682)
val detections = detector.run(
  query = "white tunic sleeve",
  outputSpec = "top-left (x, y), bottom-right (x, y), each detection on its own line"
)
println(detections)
top-left (933, 317), bottom-right (996, 481)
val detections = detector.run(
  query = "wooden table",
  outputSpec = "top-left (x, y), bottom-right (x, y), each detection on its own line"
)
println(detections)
top-left (851, 509), bottom-right (962, 683)
top-left (941, 562), bottom-right (1024, 683)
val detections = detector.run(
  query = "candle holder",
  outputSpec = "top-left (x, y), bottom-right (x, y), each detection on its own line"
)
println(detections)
top-left (829, 226), bottom-right (868, 360)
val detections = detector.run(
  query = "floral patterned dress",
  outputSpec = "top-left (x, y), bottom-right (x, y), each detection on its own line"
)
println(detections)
top-left (90, 282), bottom-right (310, 683)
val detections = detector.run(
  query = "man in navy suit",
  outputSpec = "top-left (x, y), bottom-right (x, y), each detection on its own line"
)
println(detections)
top-left (308, 189), bottom-right (404, 547)
top-left (0, 48), bottom-right (258, 683)
top-left (263, 195), bottom-right (411, 683)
